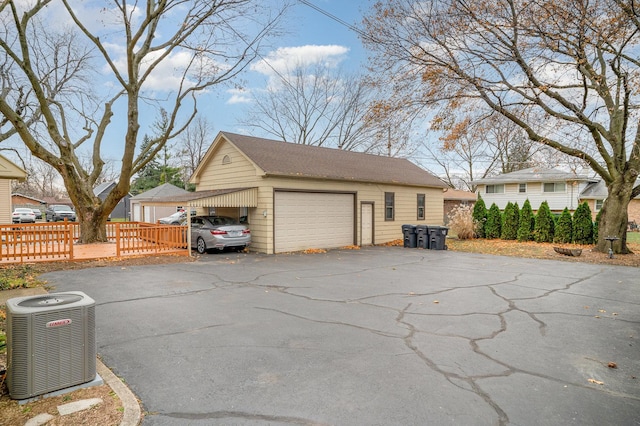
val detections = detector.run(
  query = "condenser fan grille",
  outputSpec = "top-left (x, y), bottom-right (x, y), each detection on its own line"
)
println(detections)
top-left (6, 291), bottom-right (96, 399)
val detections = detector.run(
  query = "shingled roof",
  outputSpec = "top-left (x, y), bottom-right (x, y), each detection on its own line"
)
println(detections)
top-left (219, 132), bottom-right (447, 188)
top-left (471, 167), bottom-right (595, 185)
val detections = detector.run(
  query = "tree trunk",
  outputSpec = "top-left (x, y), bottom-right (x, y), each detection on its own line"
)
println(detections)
top-left (596, 180), bottom-right (633, 254)
top-left (77, 207), bottom-right (110, 244)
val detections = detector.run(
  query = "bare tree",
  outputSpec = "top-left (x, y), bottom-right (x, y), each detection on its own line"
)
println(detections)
top-left (362, 0), bottom-right (640, 253)
top-left (241, 64), bottom-right (381, 152)
top-left (177, 114), bottom-right (213, 185)
top-left (0, 1), bottom-right (286, 242)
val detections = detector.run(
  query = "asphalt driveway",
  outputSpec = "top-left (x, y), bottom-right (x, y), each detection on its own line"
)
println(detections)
top-left (43, 247), bottom-right (639, 425)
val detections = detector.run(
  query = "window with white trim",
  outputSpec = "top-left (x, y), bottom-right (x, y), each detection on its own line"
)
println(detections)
top-left (486, 184), bottom-right (504, 194)
top-left (519, 183), bottom-right (527, 193)
top-left (595, 199), bottom-right (604, 211)
top-left (543, 182), bottom-right (566, 192)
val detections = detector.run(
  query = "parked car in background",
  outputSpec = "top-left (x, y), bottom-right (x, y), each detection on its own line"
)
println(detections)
top-left (33, 209), bottom-right (42, 220)
top-left (158, 210), bottom-right (187, 225)
top-left (45, 204), bottom-right (76, 222)
top-left (189, 216), bottom-right (251, 254)
top-left (12, 208), bottom-right (36, 223)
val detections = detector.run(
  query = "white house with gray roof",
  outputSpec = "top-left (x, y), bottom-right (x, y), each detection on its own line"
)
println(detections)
top-left (471, 168), bottom-right (640, 224)
top-left (471, 167), bottom-right (598, 212)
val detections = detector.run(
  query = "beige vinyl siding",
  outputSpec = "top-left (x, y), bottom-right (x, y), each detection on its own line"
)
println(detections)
top-left (255, 177), bottom-right (443, 253)
top-left (196, 141), bottom-right (261, 189)
top-left (193, 142), bottom-right (444, 253)
top-left (1, 180), bottom-right (11, 224)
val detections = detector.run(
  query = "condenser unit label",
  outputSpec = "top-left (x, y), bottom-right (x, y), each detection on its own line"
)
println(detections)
top-left (46, 319), bottom-right (72, 328)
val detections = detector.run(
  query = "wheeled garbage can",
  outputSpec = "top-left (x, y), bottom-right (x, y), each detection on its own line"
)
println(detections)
top-left (428, 226), bottom-right (449, 250)
top-left (416, 225), bottom-right (429, 249)
top-left (402, 225), bottom-right (417, 248)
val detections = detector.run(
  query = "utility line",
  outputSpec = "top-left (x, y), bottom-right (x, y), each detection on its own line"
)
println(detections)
top-left (297, 0), bottom-right (367, 38)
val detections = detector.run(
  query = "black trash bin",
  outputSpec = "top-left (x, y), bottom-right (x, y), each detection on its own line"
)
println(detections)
top-left (428, 226), bottom-right (449, 250)
top-left (416, 225), bottom-right (429, 249)
top-left (402, 224), bottom-right (417, 248)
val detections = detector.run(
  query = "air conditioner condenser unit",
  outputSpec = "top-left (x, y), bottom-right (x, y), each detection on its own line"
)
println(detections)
top-left (6, 291), bottom-right (96, 400)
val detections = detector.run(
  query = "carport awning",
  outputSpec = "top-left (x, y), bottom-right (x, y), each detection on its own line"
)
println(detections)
top-left (188, 187), bottom-right (258, 208)
top-left (135, 187), bottom-right (258, 208)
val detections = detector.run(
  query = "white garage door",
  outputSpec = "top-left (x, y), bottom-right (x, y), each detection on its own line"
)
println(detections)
top-left (275, 191), bottom-right (354, 253)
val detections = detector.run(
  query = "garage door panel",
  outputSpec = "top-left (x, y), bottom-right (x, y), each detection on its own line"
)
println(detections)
top-left (275, 192), bottom-right (354, 253)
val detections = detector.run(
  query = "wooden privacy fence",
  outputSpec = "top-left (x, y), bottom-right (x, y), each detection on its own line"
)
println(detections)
top-left (0, 222), bottom-right (188, 263)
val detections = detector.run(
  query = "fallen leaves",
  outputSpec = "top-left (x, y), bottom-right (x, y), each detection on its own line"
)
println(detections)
top-left (588, 378), bottom-right (604, 385)
top-left (302, 248), bottom-right (327, 254)
top-left (608, 362), bottom-right (618, 369)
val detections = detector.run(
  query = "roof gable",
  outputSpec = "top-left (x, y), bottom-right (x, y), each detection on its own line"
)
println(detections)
top-left (130, 183), bottom-right (190, 200)
top-left (471, 167), bottom-right (595, 185)
top-left (94, 181), bottom-right (116, 196)
top-left (0, 154), bottom-right (27, 180)
top-left (205, 132), bottom-right (446, 188)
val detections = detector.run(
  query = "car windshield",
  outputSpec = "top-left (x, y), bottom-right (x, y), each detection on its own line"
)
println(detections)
top-left (205, 216), bottom-right (237, 226)
top-left (53, 206), bottom-right (73, 211)
top-left (15, 208), bottom-right (32, 213)
top-left (168, 211), bottom-right (184, 219)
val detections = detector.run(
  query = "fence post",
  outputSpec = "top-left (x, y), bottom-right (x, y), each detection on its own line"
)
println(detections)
top-left (116, 223), bottom-right (121, 257)
top-left (68, 221), bottom-right (74, 260)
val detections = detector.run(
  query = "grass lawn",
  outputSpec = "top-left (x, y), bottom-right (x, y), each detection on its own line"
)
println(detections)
top-left (627, 231), bottom-right (640, 243)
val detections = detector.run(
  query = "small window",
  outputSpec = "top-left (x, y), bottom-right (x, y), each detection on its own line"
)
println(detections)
top-left (486, 184), bottom-right (504, 194)
top-left (595, 199), bottom-right (604, 211)
top-left (385, 192), bottom-right (395, 221)
top-left (417, 194), bottom-right (425, 220)
top-left (543, 182), bottom-right (566, 193)
top-left (222, 155), bottom-right (231, 165)
top-left (519, 183), bottom-right (527, 193)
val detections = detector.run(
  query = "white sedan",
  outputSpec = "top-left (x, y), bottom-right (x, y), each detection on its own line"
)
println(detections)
top-left (12, 208), bottom-right (36, 223)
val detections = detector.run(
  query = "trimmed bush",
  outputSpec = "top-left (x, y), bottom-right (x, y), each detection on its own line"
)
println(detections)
top-left (534, 201), bottom-right (554, 243)
top-left (485, 203), bottom-right (502, 239)
top-left (573, 202), bottom-right (594, 244)
top-left (593, 209), bottom-right (602, 243)
top-left (472, 194), bottom-right (487, 238)
top-left (517, 199), bottom-right (534, 242)
top-left (501, 202), bottom-right (519, 240)
top-left (554, 208), bottom-right (573, 243)
top-left (447, 205), bottom-right (476, 239)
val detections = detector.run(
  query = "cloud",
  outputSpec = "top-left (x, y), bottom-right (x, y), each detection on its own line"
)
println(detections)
top-left (226, 88), bottom-right (252, 105)
top-left (250, 45), bottom-right (350, 77)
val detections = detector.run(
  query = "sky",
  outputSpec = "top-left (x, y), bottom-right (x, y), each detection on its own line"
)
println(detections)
top-left (209, 0), bottom-right (371, 138)
top-left (3, 0), bottom-right (375, 167)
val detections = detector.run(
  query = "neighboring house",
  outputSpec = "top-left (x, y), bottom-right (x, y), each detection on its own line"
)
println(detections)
top-left (11, 193), bottom-right (46, 218)
top-left (130, 183), bottom-right (191, 223)
top-left (0, 154), bottom-right (27, 224)
top-left (94, 182), bottom-right (132, 220)
top-left (443, 189), bottom-right (477, 224)
top-left (42, 197), bottom-right (74, 209)
top-left (580, 179), bottom-right (640, 223)
top-left (471, 167), bottom-right (598, 212)
top-left (471, 167), bottom-right (640, 223)
top-left (172, 131), bottom-right (448, 254)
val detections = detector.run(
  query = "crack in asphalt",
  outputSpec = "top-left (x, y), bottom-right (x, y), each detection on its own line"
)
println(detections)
top-left (84, 255), bottom-right (638, 424)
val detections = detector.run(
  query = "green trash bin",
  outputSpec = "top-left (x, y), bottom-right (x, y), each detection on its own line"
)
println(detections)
top-left (401, 224), bottom-right (417, 248)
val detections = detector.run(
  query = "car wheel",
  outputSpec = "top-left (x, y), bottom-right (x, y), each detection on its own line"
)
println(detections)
top-left (196, 237), bottom-right (207, 254)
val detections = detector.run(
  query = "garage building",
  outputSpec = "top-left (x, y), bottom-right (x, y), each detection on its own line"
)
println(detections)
top-left (187, 132), bottom-right (448, 254)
